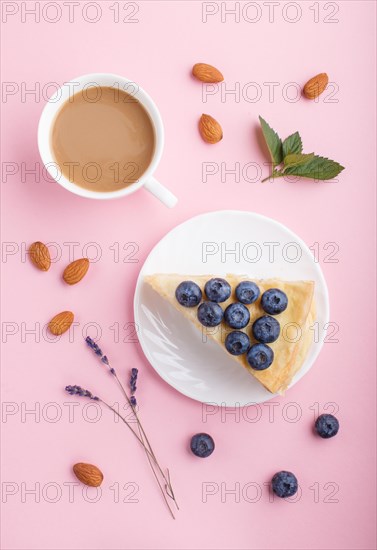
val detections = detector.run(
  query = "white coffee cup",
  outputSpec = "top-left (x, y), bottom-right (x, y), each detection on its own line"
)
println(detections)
top-left (38, 72), bottom-right (177, 207)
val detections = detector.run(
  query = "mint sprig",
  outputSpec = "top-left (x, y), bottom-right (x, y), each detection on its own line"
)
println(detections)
top-left (259, 117), bottom-right (345, 182)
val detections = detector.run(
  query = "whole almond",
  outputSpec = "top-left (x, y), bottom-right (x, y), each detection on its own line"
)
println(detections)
top-left (48, 311), bottom-right (74, 335)
top-left (63, 258), bottom-right (89, 285)
top-left (29, 241), bottom-right (51, 271)
top-left (192, 63), bottom-right (224, 83)
top-left (303, 73), bottom-right (329, 99)
top-left (73, 463), bottom-right (103, 487)
top-left (199, 114), bottom-right (223, 144)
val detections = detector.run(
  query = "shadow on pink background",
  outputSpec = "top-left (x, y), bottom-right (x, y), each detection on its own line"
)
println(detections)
top-left (1, 1), bottom-right (376, 549)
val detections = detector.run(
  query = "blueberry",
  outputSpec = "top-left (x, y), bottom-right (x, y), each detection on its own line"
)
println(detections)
top-left (252, 315), bottom-right (280, 343)
top-left (204, 278), bottom-right (231, 303)
top-left (246, 343), bottom-right (274, 370)
top-left (224, 303), bottom-right (250, 329)
top-left (235, 281), bottom-right (260, 304)
top-left (197, 301), bottom-right (223, 327)
top-left (261, 289), bottom-right (288, 315)
top-left (271, 471), bottom-right (298, 498)
top-left (190, 433), bottom-right (215, 458)
top-left (175, 281), bottom-right (202, 307)
top-left (315, 414), bottom-right (339, 439)
top-left (225, 331), bottom-right (250, 355)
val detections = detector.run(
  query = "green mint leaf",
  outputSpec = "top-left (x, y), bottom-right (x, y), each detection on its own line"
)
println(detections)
top-left (284, 155), bottom-right (345, 180)
top-left (282, 132), bottom-right (302, 156)
top-left (259, 116), bottom-right (283, 165)
top-left (283, 153), bottom-right (315, 168)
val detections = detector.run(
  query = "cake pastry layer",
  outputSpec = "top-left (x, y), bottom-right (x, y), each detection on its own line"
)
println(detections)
top-left (144, 274), bottom-right (316, 394)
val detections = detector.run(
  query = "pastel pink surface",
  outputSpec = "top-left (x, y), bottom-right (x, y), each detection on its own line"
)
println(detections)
top-left (1, 2), bottom-right (376, 549)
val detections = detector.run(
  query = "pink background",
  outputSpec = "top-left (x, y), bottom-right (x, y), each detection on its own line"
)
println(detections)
top-left (1, 1), bottom-right (376, 549)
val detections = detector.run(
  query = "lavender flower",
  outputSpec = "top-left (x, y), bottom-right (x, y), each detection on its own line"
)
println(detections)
top-left (130, 368), bottom-right (138, 393)
top-left (65, 340), bottom-right (178, 518)
top-left (85, 336), bottom-right (103, 356)
top-left (65, 384), bottom-right (99, 400)
top-left (129, 368), bottom-right (138, 405)
top-left (85, 337), bottom-right (115, 375)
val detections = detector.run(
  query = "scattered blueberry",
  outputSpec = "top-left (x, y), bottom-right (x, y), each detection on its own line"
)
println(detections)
top-left (190, 433), bottom-right (215, 458)
top-left (175, 281), bottom-right (202, 307)
top-left (224, 303), bottom-right (250, 329)
top-left (225, 331), bottom-right (251, 355)
top-left (204, 278), bottom-right (231, 303)
top-left (315, 414), bottom-right (339, 439)
top-left (271, 471), bottom-right (298, 498)
top-left (261, 288), bottom-right (288, 315)
top-left (235, 281), bottom-right (260, 304)
top-left (252, 315), bottom-right (280, 343)
top-left (246, 343), bottom-right (274, 370)
top-left (197, 301), bottom-right (223, 327)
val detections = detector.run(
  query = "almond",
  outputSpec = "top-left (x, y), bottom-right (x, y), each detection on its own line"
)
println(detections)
top-left (73, 463), bottom-right (103, 487)
top-left (303, 73), bottom-right (329, 99)
top-left (192, 63), bottom-right (224, 83)
top-left (63, 258), bottom-right (89, 285)
top-left (48, 311), bottom-right (74, 335)
top-left (199, 114), bottom-right (223, 144)
top-left (29, 241), bottom-right (51, 271)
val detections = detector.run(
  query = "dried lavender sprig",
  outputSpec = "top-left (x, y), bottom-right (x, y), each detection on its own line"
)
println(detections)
top-left (83, 337), bottom-right (179, 511)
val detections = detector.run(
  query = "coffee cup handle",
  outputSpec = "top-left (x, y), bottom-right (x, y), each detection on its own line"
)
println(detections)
top-left (144, 177), bottom-right (178, 208)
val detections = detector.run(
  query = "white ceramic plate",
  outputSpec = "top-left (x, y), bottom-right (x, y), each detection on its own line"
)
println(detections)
top-left (134, 211), bottom-right (329, 406)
